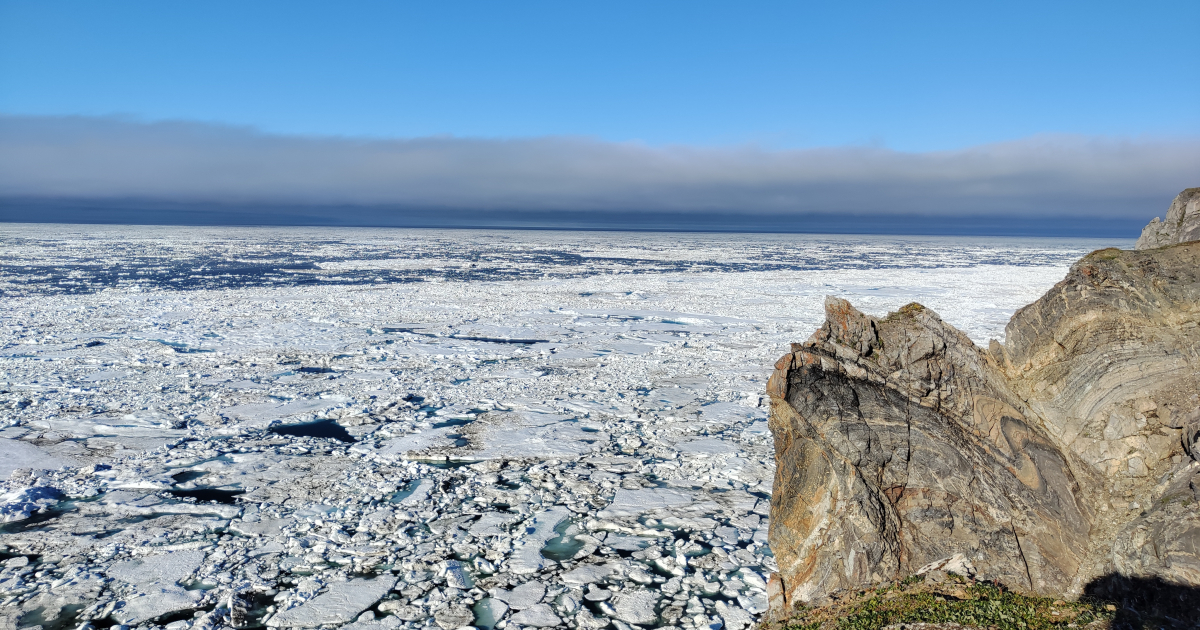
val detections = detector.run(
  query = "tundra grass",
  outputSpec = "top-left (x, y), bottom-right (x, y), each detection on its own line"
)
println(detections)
top-left (771, 576), bottom-right (1114, 630)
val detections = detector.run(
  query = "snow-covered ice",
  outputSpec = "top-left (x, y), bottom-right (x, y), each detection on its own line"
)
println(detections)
top-left (0, 225), bottom-right (1127, 630)
top-left (267, 576), bottom-right (397, 628)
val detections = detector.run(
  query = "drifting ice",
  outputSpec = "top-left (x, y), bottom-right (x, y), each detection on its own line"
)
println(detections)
top-left (0, 226), bottom-right (1119, 629)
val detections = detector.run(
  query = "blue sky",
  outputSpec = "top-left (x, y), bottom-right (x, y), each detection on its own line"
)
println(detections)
top-left (1, 1), bottom-right (1198, 232)
top-left (2, 1), bottom-right (1197, 151)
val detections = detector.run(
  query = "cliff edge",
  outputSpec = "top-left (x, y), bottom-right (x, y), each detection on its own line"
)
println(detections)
top-left (767, 243), bottom-right (1200, 612)
top-left (1136, 188), bottom-right (1200, 249)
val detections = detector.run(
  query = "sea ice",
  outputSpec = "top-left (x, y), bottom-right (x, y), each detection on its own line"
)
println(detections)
top-left (0, 226), bottom-right (1126, 630)
top-left (600, 487), bottom-right (696, 518)
top-left (508, 603), bottom-right (561, 627)
top-left (0, 438), bottom-right (69, 477)
top-left (611, 589), bottom-right (660, 625)
top-left (497, 579), bottom-right (546, 609)
top-left (268, 576), bottom-right (397, 627)
top-left (510, 507), bottom-right (571, 574)
top-left (111, 588), bottom-right (205, 625)
top-left (106, 550), bottom-right (206, 586)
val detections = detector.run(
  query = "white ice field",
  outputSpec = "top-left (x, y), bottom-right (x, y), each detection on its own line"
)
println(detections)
top-left (0, 225), bottom-right (1128, 630)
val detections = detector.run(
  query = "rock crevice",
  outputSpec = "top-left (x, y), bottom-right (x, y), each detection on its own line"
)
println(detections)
top-left (768, 241), bottom-right (1200, 608)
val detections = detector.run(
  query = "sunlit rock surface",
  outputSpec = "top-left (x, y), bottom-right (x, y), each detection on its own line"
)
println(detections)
top-left (1136, 187), bottom-right (1200, 249)
top-left (768, 243), bottom-right (1200, 608)
top-left (0, 226), bottom-right (1120, 630)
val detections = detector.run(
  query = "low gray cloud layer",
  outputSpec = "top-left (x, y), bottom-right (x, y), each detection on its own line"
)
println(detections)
top-left (2, 115), bottom-right (1197, 218)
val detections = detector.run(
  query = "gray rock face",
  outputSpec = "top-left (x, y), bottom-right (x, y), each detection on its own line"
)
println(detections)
top-left (1136, 187), bottom-right (1200, 249)
top-left (767, 243), bottom-right (1200, 608)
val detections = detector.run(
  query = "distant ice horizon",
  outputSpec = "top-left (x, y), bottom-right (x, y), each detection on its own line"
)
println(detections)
top-left (1, 225), bottom-right (1131, 343)
top-left (0, 206), bottom-right (1148, 238)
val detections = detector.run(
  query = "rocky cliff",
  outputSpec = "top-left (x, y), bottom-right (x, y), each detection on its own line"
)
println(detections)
top-left (1136, 188), bottom-right (1200, 249)
top-left (767, 242), bottom-right (1200, 610)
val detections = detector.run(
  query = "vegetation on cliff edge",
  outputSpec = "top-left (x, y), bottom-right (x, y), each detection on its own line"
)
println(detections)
top-left (765, 575), bottom-right (1116, 630)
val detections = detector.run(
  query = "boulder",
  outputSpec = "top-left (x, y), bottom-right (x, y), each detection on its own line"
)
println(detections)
top-left (767, 243), bottom-right (1200, 609)
top-left (1136, 187), bottom-right (1200, 249)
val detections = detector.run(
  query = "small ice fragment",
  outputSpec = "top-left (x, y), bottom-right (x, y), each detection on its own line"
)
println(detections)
top-left (508, 603), bottom-right (561, 628)
top-left (473, 598), bottom-right (508, 629)
top-left (611, 589), bottom-right (660, 626)
top-left (561, 563), bottom-right (615, 585)
top-left (267, 575), bottom-right (397, 628)
top-left (598, 487), bottom-right (694, 518)
top-left (496, 580), bottom-right (545, 609)
top-left (509, 507), bottom-right (571, 574)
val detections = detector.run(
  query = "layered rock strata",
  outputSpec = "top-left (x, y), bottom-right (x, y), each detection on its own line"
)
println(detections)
top-left (1136, 187), bottom-right (1200, 249)
top-left (767, 242), bottom-right (1200, 608)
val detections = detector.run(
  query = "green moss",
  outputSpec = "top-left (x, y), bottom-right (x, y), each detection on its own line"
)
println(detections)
top-left (1084, 247), bottom-right (1124, 261)
top-left (778, 579), bottom-right (1112, 630)
top-left (883, 303), bottom-right (926, 322)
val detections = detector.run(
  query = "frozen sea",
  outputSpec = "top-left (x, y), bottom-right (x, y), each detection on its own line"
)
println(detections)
top-left (0, 225), bottom-right (1129, 630)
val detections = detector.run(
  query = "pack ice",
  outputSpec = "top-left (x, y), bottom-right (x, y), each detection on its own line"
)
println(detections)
top-left (0, 226), bottom-right (1122, 630)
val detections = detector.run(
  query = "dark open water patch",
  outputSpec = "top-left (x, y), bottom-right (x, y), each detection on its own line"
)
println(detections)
top-left (541, 519), bottom-right (587, 561)
top-left (414, 458), bottom-right (475, 469)
top-left (0, 503), bottom-right (71, 534)
top-left (388, 480), bottom-right (420, 504)
top-left (237, 591), bottom-right (279, 629)
top-left (448, 335), bottom-right (548, 345)
top-left (151, 608), bottom-right (212, 627)
top-left (1, 226), bottom-right (1123, 299)
top-left (18, 603), bottom-right (86, 630)
top-left (432, 417), bottom-right (475, 429)
top-left (167, 488), bottom-right (246, 504)
top-left (269, 418), bottom-right (356, 443)
top-left (171, 470), bottom-right (208, 484)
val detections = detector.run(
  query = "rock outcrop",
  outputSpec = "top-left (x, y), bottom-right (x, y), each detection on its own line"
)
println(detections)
top-left (1136, 188), bottom-right (1200, 249)
top-left (767, 243), bottom-right (1200, 609)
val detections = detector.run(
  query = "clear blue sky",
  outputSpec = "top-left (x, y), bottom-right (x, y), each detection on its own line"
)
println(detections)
top-left (2, 0), bottom-right (1196, 151)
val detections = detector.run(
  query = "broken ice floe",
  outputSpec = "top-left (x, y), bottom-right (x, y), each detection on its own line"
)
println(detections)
top-left (381, 412), bottom-right (610, 463)
top-left (0, 227), bottom-right (1120, 630)
top-left (268, 576), bottom-right (397, 627)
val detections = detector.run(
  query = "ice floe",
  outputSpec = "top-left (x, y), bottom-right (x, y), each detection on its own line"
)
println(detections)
top-left (0, 226), bottom-right (1126, 630)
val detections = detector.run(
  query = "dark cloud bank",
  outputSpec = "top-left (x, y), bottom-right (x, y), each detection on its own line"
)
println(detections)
top-left (2, 115), bottom-right (1197, 236)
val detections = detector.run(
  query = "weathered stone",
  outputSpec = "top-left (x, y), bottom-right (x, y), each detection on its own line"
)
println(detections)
top-left (768, 243), bottom-right (1200, 608)
top-left (1136, 187), bottom-right (1200, 249)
